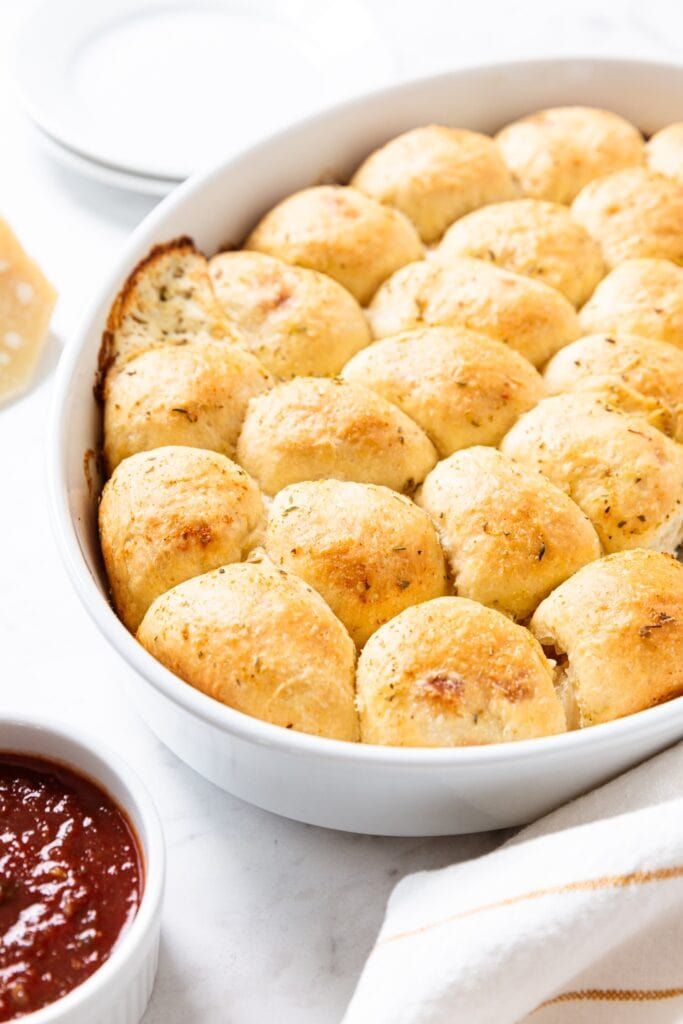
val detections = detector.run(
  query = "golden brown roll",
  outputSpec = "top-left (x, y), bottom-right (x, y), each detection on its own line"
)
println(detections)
top-left (103, 340), bottom-right (273, 473)
top-left (543, 332), bottom-right (683, 441)
top-left (647, 123), bottom-right (683, 184)
top-left (208, 251), bottom-right (371, 378)
top-left (245, 185), bottom-right (424, 304)
top-left (356, 597), bottom-right (566, 746)
top-left (350, 125), bottom-right (518, 243)
top-left (572, 167), bottom-right (683, 268)
top-left (417, 447), bottom-right (601, 621)
top-left (99, 237), bottom-right (231, 380)
top-left (530, 550), bottom-right (683, 728)
top-left (265, 479), bottom-right (447, 647)
top-left (137, 553), bottom-right (359, 740)
top-left (500, 392), bottom-right (683, 554)
top-left (578, 258), bottom-right (683, 350)
top-left (496, 106), bottom-right (644, 204)
top-left (341, 325), bottom-right (544, 457)
top-left (99, 446), bottom-right (265, 631)
top-left (367, 256), bottom-right (580, 367)
top-left (235, 376), bottom-right (437, 495)
top-left (438, 198), bottom-right (605, 306)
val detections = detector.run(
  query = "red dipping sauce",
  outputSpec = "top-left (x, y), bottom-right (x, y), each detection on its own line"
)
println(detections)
top-left (0, 755), bottom-right (142, 1021)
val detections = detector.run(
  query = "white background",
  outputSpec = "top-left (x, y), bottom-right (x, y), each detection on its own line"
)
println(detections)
top-left (2, 2), bottom-right (683, 1020)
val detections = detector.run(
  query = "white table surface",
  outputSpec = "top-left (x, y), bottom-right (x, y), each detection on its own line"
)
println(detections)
top-left (2, 2), bottom-right (682, 1020)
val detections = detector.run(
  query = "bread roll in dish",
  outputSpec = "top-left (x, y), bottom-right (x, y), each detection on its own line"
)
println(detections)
top-left (543, 332), bottom-right (683, 441)
top-left (579, 258), bottom-right (683, 350)
top-left (350, 125), bottom-right (518, 243)
top-left (103, 340), bottom-right (273, 473)
top-left (417, 447), bottom-right (601, 621)
top-left (341, 325), bottom-right (544, 457)
top-left (357, 597), bottom-right (566, 746)
top-left (137, 553), bottom-right (359, 741)
top-left (500, 392), bottom-right (683, 554)
top-left (530, 550), bottom-right (683, 728)
top-left (236, 376), bottom-right (437, 496)
top-left (265, 480), bottom-right (448, 647)
top-left (438, 198), bottom-right (605, 306)
top-left (99, 237), bottom-right (230, 381)
top-left (572, 167), bottom-right (683, 268)
top-left (647, 123), bottom-right (683, 184)
top-left (208, 251), bottom-right (370, 378)
top-left (367, 257), bottom-right (580, 367)
top-left (245, 185), bottom-right (424, 305)
top-left (496, 106), bottom-right (644, 204)
top-left (99, 446), bottom-right (265, 631)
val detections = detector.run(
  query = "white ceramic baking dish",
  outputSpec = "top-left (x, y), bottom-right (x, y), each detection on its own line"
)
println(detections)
top-left (0, 715), bottom-right (164, 1023)
top-left (49, 57), bottom-right (683, 837)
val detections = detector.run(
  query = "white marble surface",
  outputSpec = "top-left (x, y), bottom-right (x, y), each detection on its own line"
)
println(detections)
top-left (1, 2), bottom-right (682, 1020)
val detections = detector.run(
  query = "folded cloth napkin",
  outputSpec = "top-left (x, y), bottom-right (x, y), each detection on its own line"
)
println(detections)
top-left (344, 741), bottom-right (683, 1023)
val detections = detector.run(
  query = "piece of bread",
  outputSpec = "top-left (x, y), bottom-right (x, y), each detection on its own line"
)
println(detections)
top-left (572, 167), bottom-right (683, 268)
top-left (99, 446), bottom-right (265, 631)
top-left (236, 376), bottom-right (437, 496)
top-left (417, 447), bottom-right (601, 621)
top-left (367, 256), bottom-right (580, 366)
top-left (647, 123), bottom-right (683, 184)
top-left (579, 258), bottom-right (683, 350)
top-left (245, 185), bottom-right (424, 305)
top-left (438, 198), bottom-right (605, 306)
top-left (341, 325), bottom-right (544, 457)
top-left (137, 553), bottom-right (358, 740)
top-left (351, 125), bottom-right (518, 243)
top-left (99, 237), bottom-right (231, 383)
top-left (500, 392), bottom-right (683, 554)
top-left (356, 596), bottom-right (566, 746)
top-left (208, 251), bottom-right (371, 378)
top-left (265, 479), bottom-right (447, 647)
top-left (103, 339), bottom-right (273, 473)
top-left (530, 550), bottom-right (683, 728)
top-left (496, 106), bottom-right (644, 204)
top-left (543, 332), bottom-right (683, 441)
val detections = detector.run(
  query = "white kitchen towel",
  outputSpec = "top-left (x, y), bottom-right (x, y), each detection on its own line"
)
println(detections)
top-left (344, 741), bottom-right (683, 1023)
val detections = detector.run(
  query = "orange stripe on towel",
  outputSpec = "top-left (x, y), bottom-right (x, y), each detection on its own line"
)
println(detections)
top-left (534, 986), bottom-right (683, 1011)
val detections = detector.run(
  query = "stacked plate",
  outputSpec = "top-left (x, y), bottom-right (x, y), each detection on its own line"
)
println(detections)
top-left (13, 0), bottom-right (394, 195)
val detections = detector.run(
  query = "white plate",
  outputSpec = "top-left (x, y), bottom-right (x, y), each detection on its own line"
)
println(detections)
top-left (14, 0), bottom-right (394, 182)
top-left (49, 57), bottom-right (683, 837)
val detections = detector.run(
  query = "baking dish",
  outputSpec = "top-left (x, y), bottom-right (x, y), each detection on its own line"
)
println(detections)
top-left (49, 57), bottom-right (683, 836)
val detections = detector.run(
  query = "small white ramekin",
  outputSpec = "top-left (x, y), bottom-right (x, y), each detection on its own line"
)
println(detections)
top-left (0, 715), bottom-right (164, 1024)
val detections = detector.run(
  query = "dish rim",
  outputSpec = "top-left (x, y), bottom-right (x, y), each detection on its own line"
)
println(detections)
top-left (48, 54), bottom-right (683, 770)
top-left (0, 712), bottom-right (165, 1023)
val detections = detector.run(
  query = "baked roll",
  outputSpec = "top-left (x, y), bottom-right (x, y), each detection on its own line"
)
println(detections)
top-left (367, 256), bottom-right (580, 367)
top-left (579, 258), bottom-right (683, 350)
top-left (103, 339), bottom-right (273, 473)
top-left (500, 392), bottom-right (683, 554)
top-left (99, 237), bottom-right (230, 380)
top-left (356, 596), bottom-right (566, 746)
top-left (543, 332), bottom-right (683, 442)
top-left (417, 447), bottom-right (601, 621)
top-left (341, 325), bottom-right (544, 457)
top-left (351, 125), bottom-right (517, 243)
top-left (236, 376), bottom-right (437, 495)
top-left (572, 167), bottom-right (683, 268)
top-left (265, 479), bottom-right (447, 647)
top-left (496, 106), bottom-right (644, 204)
top-left (245, 185), bottom-right (423, 304)
top-left (208, 251), bottom-right (370, 378)
top-left (530, 550), bottom-right (683, 727)
top-left (99, 446), bottom-right (265, 631)
top-left (438, 198), bottom-right (605, 306)
top-left (647, 123), bottom-right (683, 184)
top-left (137, 553), bottom-right (359, 741)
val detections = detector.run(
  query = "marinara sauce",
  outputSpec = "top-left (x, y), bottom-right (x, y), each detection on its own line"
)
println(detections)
top-left (0, 755), bottom-right (142, 1020)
